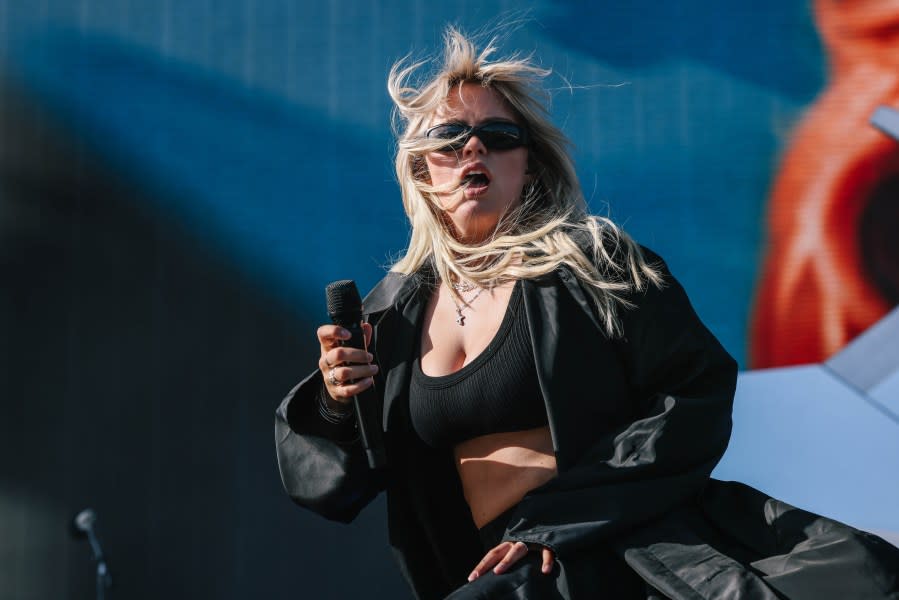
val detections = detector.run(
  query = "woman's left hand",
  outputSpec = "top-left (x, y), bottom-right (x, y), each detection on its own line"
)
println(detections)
top-left (468, 541), bottom-right (555, 581)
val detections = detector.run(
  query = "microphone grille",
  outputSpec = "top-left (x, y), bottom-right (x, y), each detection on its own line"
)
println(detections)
top-left (72, 508), bottom-right (96, 535)
top-left (325, 280), bottom-right (362, 317)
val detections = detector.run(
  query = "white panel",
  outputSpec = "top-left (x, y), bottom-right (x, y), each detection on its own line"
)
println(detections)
top-left (869, 368), bottom-right (899, 415)
top-left (826, 307), bottom-right (899, 392)
top-left (714, 365), bottom-right (899, 538)
top-left (871, 105), bottom-right (899, 141)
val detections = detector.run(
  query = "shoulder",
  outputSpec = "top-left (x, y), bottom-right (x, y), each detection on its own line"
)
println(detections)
top-left (566, 220), bottom-right (665, 279)
top-left (563, 222), bottom-right (669, 305)
top-left (613, 244), bottom-right (688, 334)
top-left (361, 263), bottom-right (434, 317)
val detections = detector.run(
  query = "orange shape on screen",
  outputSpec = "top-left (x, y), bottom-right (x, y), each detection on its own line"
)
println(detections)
top-left (751, 0), bottom-right (898, 368)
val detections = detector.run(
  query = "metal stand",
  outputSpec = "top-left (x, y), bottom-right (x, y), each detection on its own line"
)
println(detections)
top-left (96, 559), bottom-right (110, 600)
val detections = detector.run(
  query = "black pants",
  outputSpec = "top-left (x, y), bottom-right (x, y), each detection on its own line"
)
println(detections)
top-left (443, 508), bottom-right (650, 600)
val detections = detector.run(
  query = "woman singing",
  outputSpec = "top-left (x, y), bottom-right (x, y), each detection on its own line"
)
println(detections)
top-left (275, 28), bottom-right (899, 600)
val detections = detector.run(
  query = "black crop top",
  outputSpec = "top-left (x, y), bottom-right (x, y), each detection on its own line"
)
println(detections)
top-left (409, 280), bottom-right (547, 449)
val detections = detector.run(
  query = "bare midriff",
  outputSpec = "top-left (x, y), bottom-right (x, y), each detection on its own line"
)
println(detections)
top-left (453, 426), bottom-right (558, 529)
top-left (420, 280), bottom-right (558, 530)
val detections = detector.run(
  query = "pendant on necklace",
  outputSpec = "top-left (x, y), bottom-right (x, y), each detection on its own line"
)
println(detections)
top-left (449, 280), bottom-right (484, 326)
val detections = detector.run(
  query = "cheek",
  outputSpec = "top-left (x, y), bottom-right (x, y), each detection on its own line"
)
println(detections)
top-left (423, 157), bottom-right (453, 186)
top-left (498, 156), bottom-right (529, 195)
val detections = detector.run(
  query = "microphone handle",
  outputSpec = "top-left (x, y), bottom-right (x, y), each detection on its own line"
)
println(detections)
top-left (337, 319), bottom-right (386, 469)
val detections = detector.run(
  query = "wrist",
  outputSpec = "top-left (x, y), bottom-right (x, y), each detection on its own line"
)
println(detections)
top-left (318, 384), bottom-right (354, 424)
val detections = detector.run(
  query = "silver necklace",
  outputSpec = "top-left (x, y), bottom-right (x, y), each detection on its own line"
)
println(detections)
top-left (449, 284), bottom-right (486, 326)
top-left (451, 279), bottom-right (478, 293)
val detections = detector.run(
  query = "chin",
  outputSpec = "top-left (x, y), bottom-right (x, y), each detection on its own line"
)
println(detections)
top-left (450, 212), bottom-right (499, 241)
top-left (456, 223), bottom-right (499, 244)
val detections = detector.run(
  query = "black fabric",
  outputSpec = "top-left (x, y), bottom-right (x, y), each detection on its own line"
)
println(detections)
top-left (700, 480), bottom-right (899, 599)
top-left (442, 548), bottom-right (650, 600)
top-left (444, 552), bottom-right (565, 600)
top-left (618, 480), bottom-right (899, 600)
top-left (464, 504), bottom-right (646, 600)
top-left (410, 280), bottom-right (547, 449)
top-left (387, 432), bottom-right (487, 599)
top-left (275, 245), bottom-right (899, 600)
top-left (478, 505), bottom-right (520, 551)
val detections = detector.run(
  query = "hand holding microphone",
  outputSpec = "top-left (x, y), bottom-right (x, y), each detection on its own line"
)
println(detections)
top-left (316, 323), bottom-right (377, 404)
top-left (316, 280), bottom-right (385, 469)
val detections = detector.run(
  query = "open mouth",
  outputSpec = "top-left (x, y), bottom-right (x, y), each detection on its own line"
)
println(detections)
top-left (462, 172), bottom-right (490, 187)
top-left (461, 172), bottom-right (490, 199)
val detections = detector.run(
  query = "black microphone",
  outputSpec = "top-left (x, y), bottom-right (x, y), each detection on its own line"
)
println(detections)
top-left (326, 280), bottom-right (386, 469)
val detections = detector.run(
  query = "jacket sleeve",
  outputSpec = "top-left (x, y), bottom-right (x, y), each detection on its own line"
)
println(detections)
top-left (503, 252), bottom-right (738, 557)
top-left (275, 369), bottom-right (387, 523)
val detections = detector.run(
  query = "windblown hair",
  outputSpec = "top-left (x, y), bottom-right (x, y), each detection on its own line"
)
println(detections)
top-left (387, 27), bottom-right (662, 337)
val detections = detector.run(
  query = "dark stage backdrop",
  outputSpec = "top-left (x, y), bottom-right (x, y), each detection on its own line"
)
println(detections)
top-left (0, 84), bottom-right (404, 598)
top-left (1, 1), bottom-right (894, 599)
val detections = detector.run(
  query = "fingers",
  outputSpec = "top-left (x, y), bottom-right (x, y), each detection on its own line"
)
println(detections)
top-left (541, 547), bottom-right (554, 574)
top-left (320, 360), bottom-right (378, 401)
top-left (318, 355), bottom-right (376, 378)
top-left (324, 376), bottom-right (376, 401)
top-left (468, 542), bottom-right (509, 582)
top-left (317, 325), bottom-right (373, 366)
top-left (316, 323), bottom-right (378, 402)
top-left (317, 323), bottom-right (373, 348)
top-left (317, 324), bottom-right (350, 352)
top-left (468, 541), bottom-right (528, 582)
top-left (467, 543), bottom-right (555, 582)
top-left (493, 542), bottom-right (529, 575)
top-left (362, 322), bottom-right (373, 349)
top-left (321, 362), bottom-right (378, 388)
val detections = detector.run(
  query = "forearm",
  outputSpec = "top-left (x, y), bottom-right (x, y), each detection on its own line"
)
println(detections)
top-left (275, 371), bottom-right (385, 523)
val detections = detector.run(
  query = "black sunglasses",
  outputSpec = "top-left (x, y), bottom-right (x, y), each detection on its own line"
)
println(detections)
top-left (425, 120), bottom-right (529, 152)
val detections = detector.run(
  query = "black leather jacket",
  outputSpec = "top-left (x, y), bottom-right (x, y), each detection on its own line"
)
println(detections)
top-left (275, 249), bottom-right (899, 599)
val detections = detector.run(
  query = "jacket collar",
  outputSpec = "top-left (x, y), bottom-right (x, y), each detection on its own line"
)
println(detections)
top-left (362, 269), bottom-right (427, 317)
top-left (521, 269), bottom-right (611, 469)
top-left (362, 262), bottom-right (435, 432)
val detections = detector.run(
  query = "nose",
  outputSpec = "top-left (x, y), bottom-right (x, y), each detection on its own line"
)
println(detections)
top-left (462, 133), bottom-right (487, 157)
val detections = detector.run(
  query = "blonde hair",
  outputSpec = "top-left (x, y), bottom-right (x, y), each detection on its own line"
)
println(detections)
top-left (387, 27), bottom-right (661, 337)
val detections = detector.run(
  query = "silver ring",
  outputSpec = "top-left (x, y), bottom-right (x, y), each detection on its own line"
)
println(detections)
top-left (328, 368), bottom-right (341, 387)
